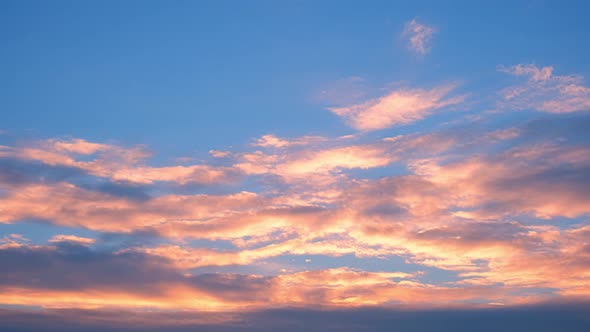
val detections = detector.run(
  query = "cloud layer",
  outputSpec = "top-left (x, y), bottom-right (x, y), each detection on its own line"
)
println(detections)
top-left (1, 63), bottom-right (590, 326)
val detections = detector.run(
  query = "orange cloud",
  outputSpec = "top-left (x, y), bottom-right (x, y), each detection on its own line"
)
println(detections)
top-left (1, 112), bottom-right (590, 312)
top-left (1, 138), bottom-right (237, 185)
top-left (0, 183), bottom-right (264, 234)
top-left (411, 144), bottom-right (590, 219)
top-left (0, 241), bottom-right (520, 310)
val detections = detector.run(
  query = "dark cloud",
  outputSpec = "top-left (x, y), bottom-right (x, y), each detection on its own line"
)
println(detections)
top-left (0, 244), bottom-right (277, 302)
top-left (97, 229), bottom-right (162, 249)
top-left (78, 181), bottom-right (152, 201)
top-left (0, 244), bottom-right (177, 293)
top-left (0, 157), bottom-right (151, 201)
top-left (0, 158), bottom-right (86, 186)
top-left (188, 273), bottom-right (273, 301)
top-left (519, 113), bottom-right (590, 143)
top-left (493, 164), bottom-right (590, 198)
top-left (0, 305), bottom-right (589, 332)
top-left (415, 222), bottom-right (527, 245)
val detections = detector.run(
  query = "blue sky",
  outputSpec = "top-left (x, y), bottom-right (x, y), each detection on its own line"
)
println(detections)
top-left (3, 1), bottom-right (589, 157)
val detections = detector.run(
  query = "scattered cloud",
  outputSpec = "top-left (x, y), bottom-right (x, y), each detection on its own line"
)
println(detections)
top-left (0, 138), bottom-right (239, 185)
top-left (499, 64), bottom-right (590, 113)
top-left (1, 63), bottom-right (590, 315)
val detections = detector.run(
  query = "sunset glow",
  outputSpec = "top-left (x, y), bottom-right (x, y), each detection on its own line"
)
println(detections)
top-left (1, 1), bottom-right (589, 331)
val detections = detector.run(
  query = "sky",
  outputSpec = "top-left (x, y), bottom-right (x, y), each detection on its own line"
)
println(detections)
top-left (1, 0), bottom-right (590, 331)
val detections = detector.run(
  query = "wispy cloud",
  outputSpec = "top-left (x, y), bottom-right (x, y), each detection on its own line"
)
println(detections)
top-left (499, 64), bottom-right (590, 113)
top-left (253, 134), bottom-right (326, 149)
top-left (403, 18), bottom-right (435, 55)
top-left (48, 234), bottom-right (96, 245)
top-left (0, 138), bottom-right (238, 185)
top-left (328, 84), bottom-right (464, 131)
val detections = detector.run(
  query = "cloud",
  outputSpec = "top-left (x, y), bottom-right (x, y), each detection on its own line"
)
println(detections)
top-left (0, 138), bottom-right (238, 185)
top-left (0, 243), bottom-right (506, 310)
top-left (0, 157), bottom-right (87, 186)
top-left (4, 117), bottom-right (589, 305)
top-left (328, 84), bottom-right (463, 131)
top-left (46, 138), bottom-right (109, 155)
top-left (411, 143), bottom-right (590, 219)
top-left (276, 144), bottom-right (392, 176)
top-left (253, 134), bottom-right (326, 149)
top-left (1, 102), bottom-right (590, 313)
top-left (501, 64), bottom-right (554, 82)
top-left (403, 18), bottom-right (435, 55)
top-left (49, 235), bottom-right (96, 245)
top-left (2, 304), bottom-right (590, 332)
top-left (0, 182), bottom-right (265, 235)
top-left (499, 64), bottom-right (590, 113)
top-left (209, 150), bottom-right (231, 158)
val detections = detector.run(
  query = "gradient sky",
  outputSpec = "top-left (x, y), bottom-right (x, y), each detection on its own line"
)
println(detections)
top-left (1, 1), bottom-right (590, 331)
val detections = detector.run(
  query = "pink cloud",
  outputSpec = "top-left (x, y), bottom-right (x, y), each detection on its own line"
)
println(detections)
top-left (328, 84), bottom-right (464, 131)
top-left (253, 134), bottom-right (326, 148)
top-left (403, 18), bottom-right (435, 55)
top-left (499, 64), bottom-right (590, 113)
top-left (49, 234), bottom-right (96, 245)
top-left (1, 112), bottom-right (590, 311)
top-left (1, 138), bottom-right (238, 185)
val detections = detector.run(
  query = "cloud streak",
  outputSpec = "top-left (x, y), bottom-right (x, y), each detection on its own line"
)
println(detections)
top-left (328, 84), bottom-right (464, 131)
